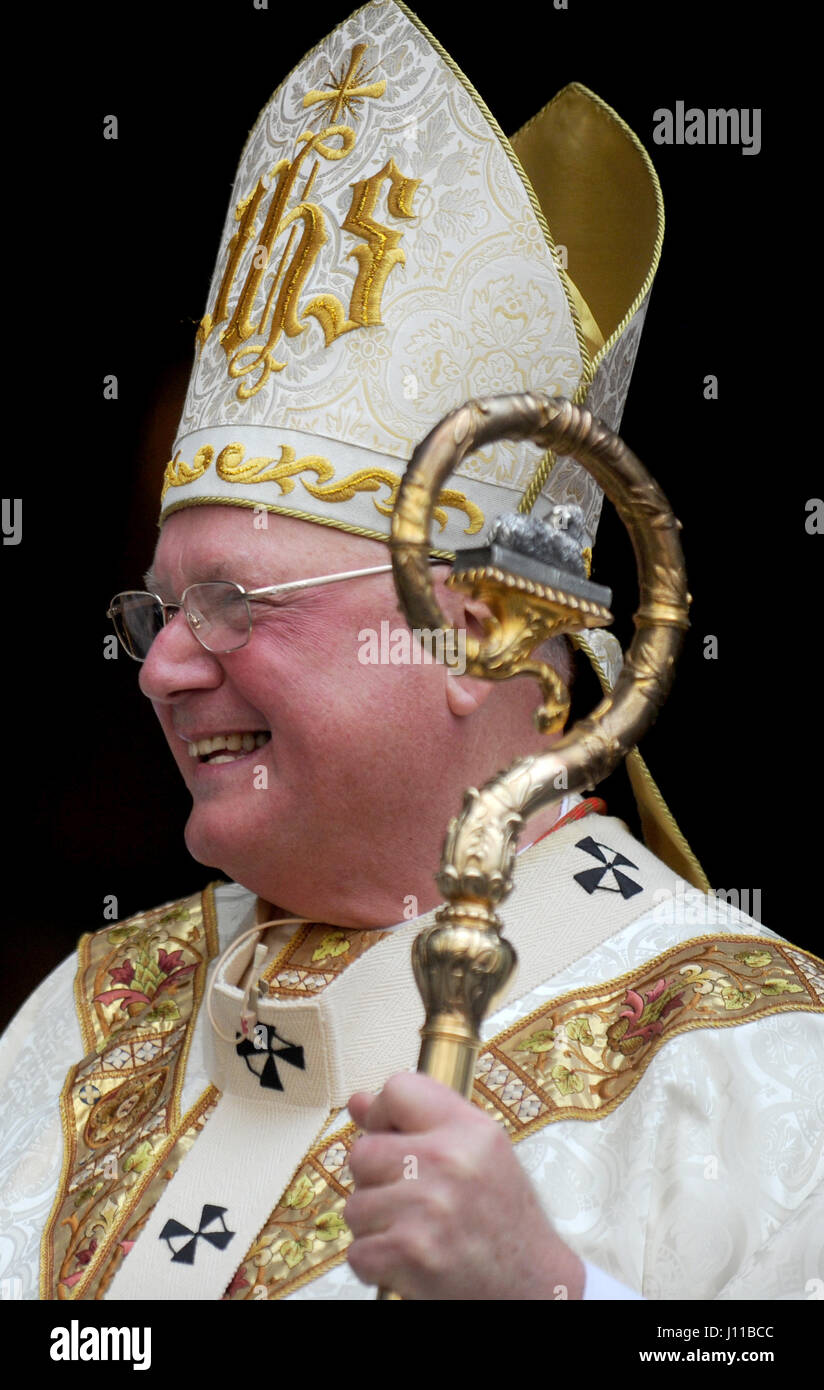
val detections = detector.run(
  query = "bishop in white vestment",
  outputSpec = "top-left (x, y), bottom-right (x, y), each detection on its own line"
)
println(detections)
top-left (0, 0), bottom-right (822, 1302)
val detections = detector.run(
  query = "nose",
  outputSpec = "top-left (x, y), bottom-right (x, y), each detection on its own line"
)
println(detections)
top-left (138, 608), bottom-right (224, 703)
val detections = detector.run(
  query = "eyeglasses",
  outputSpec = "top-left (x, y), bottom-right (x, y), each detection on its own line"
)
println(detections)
top-left (107, 562), bottom-right (443, 663)
top-left (106, 564), bottom-right (397, 662)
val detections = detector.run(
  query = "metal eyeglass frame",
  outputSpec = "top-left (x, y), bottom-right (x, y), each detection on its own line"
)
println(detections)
top-left (107, 559), bottom-right (448, 662)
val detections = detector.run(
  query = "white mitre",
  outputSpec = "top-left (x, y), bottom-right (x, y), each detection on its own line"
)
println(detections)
top-left (158, 0), bottom-right (706, 892)
top-left (160, 0), bottom-right (661, 561)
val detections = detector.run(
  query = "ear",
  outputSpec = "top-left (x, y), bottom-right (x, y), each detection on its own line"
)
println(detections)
top-left (445, 670), bottom-right (493, 717)
top-left (441, 589), bottom-right (494, 718)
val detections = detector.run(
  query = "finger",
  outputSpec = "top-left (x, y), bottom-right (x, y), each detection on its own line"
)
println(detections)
top-left (348, 1090), bottom-right (377, 1128)
top-left (355, 1071), bottom-right (470, 1135)
top-left (344, 1180), bottom-right (405, 1238)
top-left (346, 1228), bottom-right (425, 1297)
top-left (347, 1221), bottom-right (441, 1300)
top-left (348, 1130), bottom-right (423, 1188)
top-left (346, 1230), bottom-right (400, 1290)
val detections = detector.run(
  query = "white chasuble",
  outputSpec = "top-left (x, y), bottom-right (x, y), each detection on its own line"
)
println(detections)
top-left (1, 807), bottom-right (822, 1301)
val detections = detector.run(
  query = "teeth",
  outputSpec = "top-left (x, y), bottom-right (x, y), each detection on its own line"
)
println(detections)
top-left (186, 731), bottom-right (271, 759)
top-left (210, 754), bottom-right (240, 765)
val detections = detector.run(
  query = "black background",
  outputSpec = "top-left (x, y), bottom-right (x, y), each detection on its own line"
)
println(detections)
top-left (2, 0), bottom-right (815, 1032)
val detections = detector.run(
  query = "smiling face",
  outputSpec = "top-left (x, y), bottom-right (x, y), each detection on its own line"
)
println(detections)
top-left (138, 505), bottom-right (503, 926)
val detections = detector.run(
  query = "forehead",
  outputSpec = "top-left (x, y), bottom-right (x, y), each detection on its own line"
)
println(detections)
top-left (147, 506), bottom-right (386, 588)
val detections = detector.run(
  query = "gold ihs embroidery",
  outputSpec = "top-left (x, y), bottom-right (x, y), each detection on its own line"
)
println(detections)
top-left (197, 43), bottom-right (419, 399)
top-left (306, 159), bottom-right (420, 347)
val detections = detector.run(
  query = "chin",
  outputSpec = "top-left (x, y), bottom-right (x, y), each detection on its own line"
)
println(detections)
top-left (182, 807), bottom-right (286, 898)
top-left (183, 807), bottom-right (250, 877)
top-left (182, 815), bottom-right (228, 873)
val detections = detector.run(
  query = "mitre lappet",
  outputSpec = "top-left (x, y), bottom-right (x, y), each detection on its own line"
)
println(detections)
top-left (161, 0), bottom-right (706, 886)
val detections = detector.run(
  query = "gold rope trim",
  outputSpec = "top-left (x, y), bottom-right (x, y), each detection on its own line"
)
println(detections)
top-left (159, 493), bottom-right (456, 560)
top-left (516, 80), bottom-right (665, 514)
top-left (511, 78), bottom-right (664, 385)
top-left (72, 936), bottom-right (94, 1058)
top-left (519, 448), bottom-right (556, 516)
top-left (393, 0), bottom-right (591, 384)
top-left (570, 630), bottom-right (709, 893)
top-left (40, 1051), bottom-right (84, 1299)
top-left (171, 882), bottom-right (219, 1130)
top-left (267, 1245), bottom-right (351, 1301)
top-left (626, 747), bottom-right (711, 894)
top-left (566, 82), bottom-right (665, 378)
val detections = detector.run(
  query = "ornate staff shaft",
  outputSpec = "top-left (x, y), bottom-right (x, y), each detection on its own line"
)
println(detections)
top-left (390, 391), bottom-right (690, 1135)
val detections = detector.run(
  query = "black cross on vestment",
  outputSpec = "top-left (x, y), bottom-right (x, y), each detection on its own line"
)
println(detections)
top-left (573, 836), bottom-right (643, 899)
top-left (235, 1023), bottom-right (306, 1091)
top-left (159, 1204), bottom-right (235, 1264)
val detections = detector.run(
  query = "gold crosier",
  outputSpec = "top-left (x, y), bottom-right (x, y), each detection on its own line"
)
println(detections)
top-left (379, 392), bottom-right (690, 1298)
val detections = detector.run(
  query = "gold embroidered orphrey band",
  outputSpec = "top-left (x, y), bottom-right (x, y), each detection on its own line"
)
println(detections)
top-left (41, 889), bottom-right (220, 1300)
top-left (42, 886), bottom-right (824, 1300)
